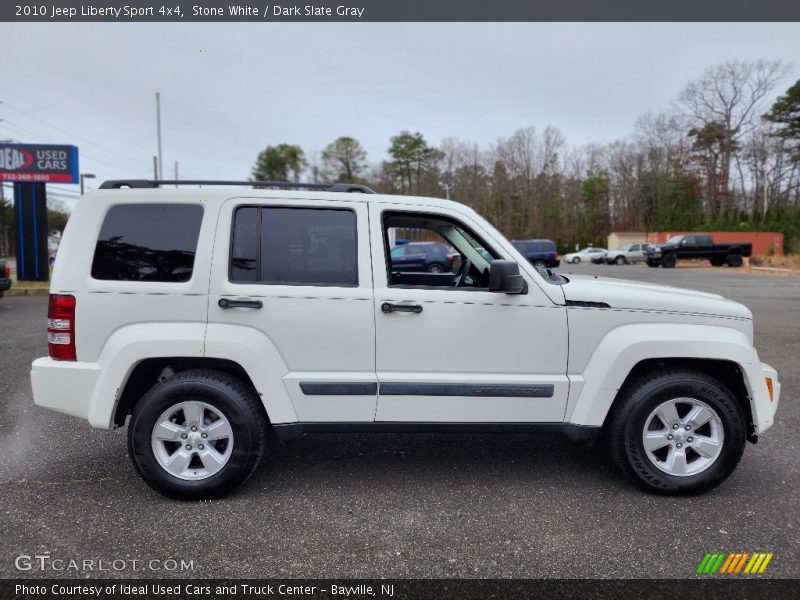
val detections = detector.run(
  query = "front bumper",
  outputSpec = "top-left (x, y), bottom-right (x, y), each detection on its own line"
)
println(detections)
top-left (758, 363), bottom-right (780, 433)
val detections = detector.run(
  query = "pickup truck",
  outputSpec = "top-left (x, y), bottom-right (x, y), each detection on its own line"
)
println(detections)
top-left (0, 259), bottom-right (12, 298)
top-left (645, 235), bottom-right (752, 268)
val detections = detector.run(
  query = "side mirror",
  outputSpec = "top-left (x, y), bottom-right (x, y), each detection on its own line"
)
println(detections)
top-left (488, 260), bottom-right (527, 294)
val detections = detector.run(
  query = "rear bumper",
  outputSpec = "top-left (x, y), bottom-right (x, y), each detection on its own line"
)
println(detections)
top-left (0, 278), bottom-right (11, 293)
top-left (31, 357), bottom-right (101, 424)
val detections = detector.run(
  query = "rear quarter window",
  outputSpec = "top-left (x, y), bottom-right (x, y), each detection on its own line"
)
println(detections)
top-left (91, 203), bottom-right (204, 282)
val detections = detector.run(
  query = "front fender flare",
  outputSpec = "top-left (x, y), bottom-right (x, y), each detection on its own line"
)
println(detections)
top-left (565, 323), bottom-right (771, 432)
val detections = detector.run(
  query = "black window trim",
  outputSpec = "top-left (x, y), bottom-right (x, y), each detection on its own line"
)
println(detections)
top-left (228, 204), bottom-right (360, 288)
top-left (381, 209), bottom-right (505, 292)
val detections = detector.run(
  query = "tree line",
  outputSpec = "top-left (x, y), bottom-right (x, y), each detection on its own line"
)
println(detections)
top-left (0, 195), bottom-right (69, 258)
top-left (252, 59), bottom-right (800, 253)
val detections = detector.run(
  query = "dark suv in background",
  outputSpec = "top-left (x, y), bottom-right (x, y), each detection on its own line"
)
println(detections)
top-left (511, 239), bottom-right (560, 268)
top-left (390, 242), bottom-right (455, 272)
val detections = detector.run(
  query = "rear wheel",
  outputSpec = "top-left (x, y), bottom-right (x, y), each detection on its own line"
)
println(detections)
top-left (128, 369), bottom-right (267, 500)
top-left (532, 260), bottom-right (547, 269)
top-left (607, 369), bottom-right (746, 495)
top-left (427, 263), bottom-right (444, 273)
top-left (726, 254), bottom-right (743, 268)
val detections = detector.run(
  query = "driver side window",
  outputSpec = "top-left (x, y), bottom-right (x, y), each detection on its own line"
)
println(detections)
top-left (383, 211), bottom-right (500, 289)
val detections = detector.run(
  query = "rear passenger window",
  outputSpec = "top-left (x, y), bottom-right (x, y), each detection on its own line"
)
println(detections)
top-left (91, 204), bottom-right (203, 282)
top-left (230, 207), bottom-right (357, 287)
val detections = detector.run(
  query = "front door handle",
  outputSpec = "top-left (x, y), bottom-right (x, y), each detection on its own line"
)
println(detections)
top-left (382, 302), bottom-right (423, 314)
top-left (219, 298), bottom-right (263, 309)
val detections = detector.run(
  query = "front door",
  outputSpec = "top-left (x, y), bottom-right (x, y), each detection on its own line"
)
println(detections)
top-left (370, 203), bottom-right (569, 423)
top-left (208, 197), bottom-right (377, 422)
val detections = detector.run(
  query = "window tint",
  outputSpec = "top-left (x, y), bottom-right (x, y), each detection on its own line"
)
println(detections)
top-left (230, 207), bottom-right (357, 287)
top-left (91, 203), bottom-right (203, 282)
top-left (534, 240), bottom-right (556, 253)
top-left (231, 207), bottom-right (258, 282)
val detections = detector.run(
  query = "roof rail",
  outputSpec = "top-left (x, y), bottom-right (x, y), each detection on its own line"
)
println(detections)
top-left (98, 180), bottom-right (376, 194)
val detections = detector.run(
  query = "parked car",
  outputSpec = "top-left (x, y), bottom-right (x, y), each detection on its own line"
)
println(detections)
top-left (645, 235), bottom-right (752, 268)
top-left (605, 243), bottom-right (649, 265)
top-left (511, 239), bottom-right (560, 269)
top-left (0, 259), bottom-right (11, 299)
top-left (390, 242), bottom-right (454, 273)
top-left (31, 179), bottom-right (780, 499)
top-left (564, 247), bottom-right (607, 264)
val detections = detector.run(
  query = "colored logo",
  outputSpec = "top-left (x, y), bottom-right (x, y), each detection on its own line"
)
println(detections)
top-left (696, 552), bottom-right (773, 574)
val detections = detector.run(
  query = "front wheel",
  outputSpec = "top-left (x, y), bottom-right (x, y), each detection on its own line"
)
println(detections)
top-left (614, 255), bottom-right (626, 265)
top-left (571, 257), bottom-right (581, 264)
top-left (128, 369), bottom-right (268, 500)
top-left (661, 253), bottom-right (677, 268)
top-left (606, 369), bottom-right (746, 495)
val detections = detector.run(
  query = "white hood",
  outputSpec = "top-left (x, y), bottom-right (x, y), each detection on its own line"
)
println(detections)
top-left (561, 274), bottom-right (752, 320)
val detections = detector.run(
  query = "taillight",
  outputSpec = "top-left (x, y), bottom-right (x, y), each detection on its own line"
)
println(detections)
top-left (48, 294), bottom-right (76, 361)
top-left (3, 264), bottom-right (9, 279)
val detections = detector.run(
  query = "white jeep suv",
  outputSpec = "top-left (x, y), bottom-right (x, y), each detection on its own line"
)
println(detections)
top-left (31, 180), bottom-right (780, 499)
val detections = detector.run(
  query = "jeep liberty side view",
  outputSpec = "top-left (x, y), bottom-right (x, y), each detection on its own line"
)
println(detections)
top-left (31, 180), bottom-right (781, 499)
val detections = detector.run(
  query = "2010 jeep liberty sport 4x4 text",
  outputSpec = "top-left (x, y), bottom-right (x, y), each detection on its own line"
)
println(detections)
top-left (31, 180), bottom-right (781, 499)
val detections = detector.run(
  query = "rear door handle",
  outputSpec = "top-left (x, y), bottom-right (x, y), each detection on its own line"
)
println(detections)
top-left (218, 298), bottom-right (263, 309)
top-left (382, 302), bottom-right (423, 314)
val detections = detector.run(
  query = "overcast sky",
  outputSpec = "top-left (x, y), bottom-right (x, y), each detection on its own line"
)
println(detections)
top-left (0, 22), bottom-right (798, 209)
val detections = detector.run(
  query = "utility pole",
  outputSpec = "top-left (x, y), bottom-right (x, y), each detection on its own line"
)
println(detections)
top-left (155, 92), bottom-right (163, 182)
top-left (153, 156), bottom-right (158, 180)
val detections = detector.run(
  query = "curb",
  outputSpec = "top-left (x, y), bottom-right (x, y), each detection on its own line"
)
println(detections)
top-left (4, 287), bottom-right (50, 296)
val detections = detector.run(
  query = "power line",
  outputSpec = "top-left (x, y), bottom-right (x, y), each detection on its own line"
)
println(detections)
top-left (1, 99), bottom-right (151, 169)
top-left (0, 85), bottom-right (155, 155)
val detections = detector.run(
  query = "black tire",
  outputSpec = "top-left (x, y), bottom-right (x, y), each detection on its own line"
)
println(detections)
top-left (614, 255), bottom-right (626, 265)
top-left (532, 260), bottom-right (547, 269)
top-left (726, 254), bottom-right (743, 268)
top-left (427, 263), bottom-right (444, 273)
top-left (710, 258), bottom-right (725, 267)
top-left (572, 257), bottom-right (581, 264)
top-left (606, 369), bottom-right (746, 495)
top-left (646, 259), bottom-right (660, 268)
top-left (661, 253), bottom-right (677, 268)
top-left (128, 369), bottom-right (268, 500)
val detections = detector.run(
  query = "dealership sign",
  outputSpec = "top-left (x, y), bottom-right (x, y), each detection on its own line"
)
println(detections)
top-left (0, 143), bottom-right (79, 183)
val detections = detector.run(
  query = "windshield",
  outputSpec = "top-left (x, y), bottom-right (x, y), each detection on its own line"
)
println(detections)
top-left (666, 236), bottom-right (684, 245)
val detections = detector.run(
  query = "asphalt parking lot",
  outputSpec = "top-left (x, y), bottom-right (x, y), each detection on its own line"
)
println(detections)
top-left (0, 264), bottom-right (797, 579)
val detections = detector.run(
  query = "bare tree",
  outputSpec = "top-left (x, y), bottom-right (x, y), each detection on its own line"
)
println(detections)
top-left (676, 59), bottom-right (789, 215)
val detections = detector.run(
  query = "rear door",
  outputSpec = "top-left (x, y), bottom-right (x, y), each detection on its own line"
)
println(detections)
top-left (207, 197), bottom-right (377, 422)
